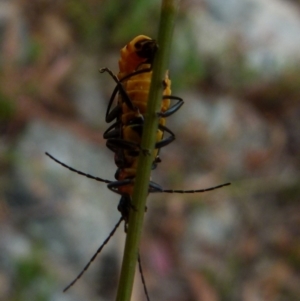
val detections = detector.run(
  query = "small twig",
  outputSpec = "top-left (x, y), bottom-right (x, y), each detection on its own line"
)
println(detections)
top-left (115, 1), bottom-right (180, 301)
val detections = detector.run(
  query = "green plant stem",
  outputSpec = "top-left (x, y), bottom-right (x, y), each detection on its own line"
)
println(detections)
top-left (115, 1), bottom-right (180, 301)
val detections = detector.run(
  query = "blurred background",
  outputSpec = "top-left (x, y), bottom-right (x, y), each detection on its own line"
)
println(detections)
top-left (1, 0), bottom-right (300, 300)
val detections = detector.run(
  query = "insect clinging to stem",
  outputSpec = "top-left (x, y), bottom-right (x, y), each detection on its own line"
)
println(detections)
top-left (46, 35), bottom-right (230, 297)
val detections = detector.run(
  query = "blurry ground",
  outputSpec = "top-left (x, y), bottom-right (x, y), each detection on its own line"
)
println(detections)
top-left (0, 1), bottom-right (300, 301)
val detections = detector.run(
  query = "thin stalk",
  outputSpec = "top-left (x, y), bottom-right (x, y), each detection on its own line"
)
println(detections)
top-left (115, 1), bottom-right (180, 301)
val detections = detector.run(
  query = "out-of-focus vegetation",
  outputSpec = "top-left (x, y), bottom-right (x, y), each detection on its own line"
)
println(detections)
top-left (1, 1), bottom-right (300, 301)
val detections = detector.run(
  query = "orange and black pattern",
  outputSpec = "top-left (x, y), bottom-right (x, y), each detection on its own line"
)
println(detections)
top-left (102, 35), bottom-right (183, 213)
top-left (45, 35), bottom-right (230, 295)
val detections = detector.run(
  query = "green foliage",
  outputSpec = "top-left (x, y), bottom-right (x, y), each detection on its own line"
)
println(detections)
top-left (64, 0), bottom-right (103, 48)
top-left (109, 0), bottom-right (160, 43)
top-left (12, 250), bottom-right (53, 301)
top-left (286, 246), bottom-right (300, 270)
top-left (25, 38), bottom-right (43, 65)
top-left (63, 0), bottom-right (160, 50)
top-left (0, 93), bottom-right (15, 121)
top-left (16, 256), bottom-right (45, 288)
top-left (170, 21), bottom-right (206, 88)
